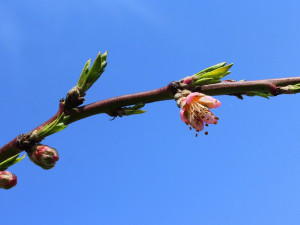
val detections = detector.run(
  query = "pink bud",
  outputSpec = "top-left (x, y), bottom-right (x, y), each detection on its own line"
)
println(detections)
top-left (183, 76), bottom-right (195, 84)
top-left (29, 145), bottom-right (59, 169)
top-left (0, 171), bottom-right (17, 189)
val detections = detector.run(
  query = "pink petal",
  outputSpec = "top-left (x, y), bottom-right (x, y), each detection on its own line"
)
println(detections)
top-left (179, 97), bottom-right (187, 107)
top-left (201, 110), bottom-right (219, 124)
top-left (192, 119), bottom-right (204, 131)
top-left (199, 96), bottom-right (221, 108)
top-left (180, 108), bottom-right (189, 123)
top-left (186, 92), bottom-right (203, 104)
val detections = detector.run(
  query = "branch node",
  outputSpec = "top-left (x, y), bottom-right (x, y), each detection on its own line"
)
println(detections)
top-left (267, 83), bottom-right (278, 96)
top-left (17, 131), bottom-right (41, 150)
top-left (169, 81), bottom-right (181, 95)
top-left (64, 86), bottom-right (86, 109)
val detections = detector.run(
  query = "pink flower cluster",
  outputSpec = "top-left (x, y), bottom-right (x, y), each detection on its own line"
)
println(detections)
top-left (179, 92), bottom-right (221, 132)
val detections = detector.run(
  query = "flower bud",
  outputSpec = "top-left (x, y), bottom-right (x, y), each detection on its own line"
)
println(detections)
top-left (0, 171), bottom-right (17, 189)
top-left (29, 145), bottom-right (59, 169)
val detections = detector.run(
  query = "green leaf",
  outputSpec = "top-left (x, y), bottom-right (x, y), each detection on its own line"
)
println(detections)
top-left (13, 154), bottom-right (26, 165)
top-left (82, 51), bottom-right (108, 92)
top-left (37, 113), bottom-right (68, 139)
top-left (77, 59), bottom-right (91, 88)
top-left (0, 154), bottom-right (25, 171)
top-left (76, 51), bottom-right (108, 93)
top-left (193, 77), bottom-right (217, 86)
top-left (246, 91), bottom-right (270, 99)
top-left (123, 103), bottom-right (146, 116)
top-left (132, 103), bottom-right (145, 110)
top-left (290, 83), bottom-right (300, 92)
top-left (125, 109), bottom-right (146, 115)
top-left (198, 64), bottom-right (233, 79)
top-left (195, 62), bottom-right (227, 76)
top-left (87, 52), bottom-right (103, 81)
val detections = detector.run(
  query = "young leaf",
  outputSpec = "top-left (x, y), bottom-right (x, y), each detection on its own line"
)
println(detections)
top-left (36, 113), bottom-right (68, 139)
top-left (198, 64), bottom-right (233, 79)
top-left (195, 62), bottom-right (227, 76)
top-left (0, 154), bottom-right (25, 171)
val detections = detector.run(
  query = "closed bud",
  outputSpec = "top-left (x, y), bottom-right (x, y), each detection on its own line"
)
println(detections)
top-left (0, 171), bottom-right (17, 189)
top-left (29, 145), bottom-right (59, 169)
top-left (65, 86), bottom-right (85, 108)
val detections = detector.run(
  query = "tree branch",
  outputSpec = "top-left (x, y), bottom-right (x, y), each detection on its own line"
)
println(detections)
top-left (1, 76), bottom-right (300, 162)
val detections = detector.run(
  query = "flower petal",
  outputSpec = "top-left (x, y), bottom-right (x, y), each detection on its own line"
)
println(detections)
top-left (180, 108), bottom-right (189, 123)
top-left (201, 111), bottom-right (218, 124)
top-left (192, 119), bottom-right (204, 132)
top-left (199, 96), bottom-right (221, 108)
top-left (186, 92), bottom-right (203, 104)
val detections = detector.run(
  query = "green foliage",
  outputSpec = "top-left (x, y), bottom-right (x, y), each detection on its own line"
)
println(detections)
top-left (36, 113), bottom-right (68, 139)
top-left (77, 51), bottom-right (108, 93)
top-left (124, 103), bottom-right (146, 115)
top-left (0, 153), bottom-right (25, 171)
top-left (191, 62), bottom-right (233, 86)
top-left (246, 91), bottom-right (271, 99)
top-left (290, 83), bottom-right (300, 93)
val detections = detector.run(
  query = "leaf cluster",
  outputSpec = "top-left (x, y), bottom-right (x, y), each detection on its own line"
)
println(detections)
top-left (77, 51), bottom-right (108, 93)
top-left (36, 113), bottom-right (68, 139)
top-left (192, 62), bottom-right (233, 86)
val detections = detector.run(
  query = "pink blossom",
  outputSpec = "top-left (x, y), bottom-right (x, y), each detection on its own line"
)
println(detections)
top-left (179, 92), bottom-right (221, 132)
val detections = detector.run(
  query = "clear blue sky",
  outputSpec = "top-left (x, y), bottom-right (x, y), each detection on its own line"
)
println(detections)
top-left (1, 1), bottom-right (300, 224)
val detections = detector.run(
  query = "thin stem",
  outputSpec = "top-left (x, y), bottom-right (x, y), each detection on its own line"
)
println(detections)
top-left (67, 83), bottom-right (176, 124)
top-left (0, 76), bottom-right (300, 162)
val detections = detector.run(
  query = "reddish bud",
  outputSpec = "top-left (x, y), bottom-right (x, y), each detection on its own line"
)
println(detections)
top-left (29, 145), bottom-right (59, 169)
top-left (0, 171), bottom-right (17, 189)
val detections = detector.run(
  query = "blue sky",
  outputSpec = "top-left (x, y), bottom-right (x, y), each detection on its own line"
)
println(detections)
top-left (1, 0), bottom-right (300, 224)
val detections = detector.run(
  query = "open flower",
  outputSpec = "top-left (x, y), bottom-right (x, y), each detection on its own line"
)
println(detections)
top-left (179, 92), bottom-right (221, 132)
